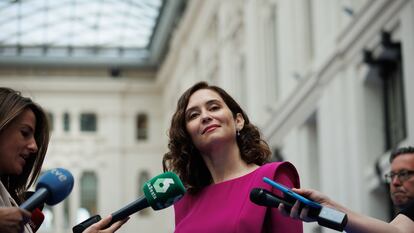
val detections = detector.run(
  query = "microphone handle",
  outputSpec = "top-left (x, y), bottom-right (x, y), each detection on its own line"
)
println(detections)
top-left (110, 196), bottom-right (149, 224)
top-left (20, 188), bottom-right (49, 211)
top-left (72, 215), bottom-right (102, 233)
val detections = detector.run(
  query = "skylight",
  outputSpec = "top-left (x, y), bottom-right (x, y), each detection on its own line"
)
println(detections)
top-left (0, 0), bottom-right (181, 68)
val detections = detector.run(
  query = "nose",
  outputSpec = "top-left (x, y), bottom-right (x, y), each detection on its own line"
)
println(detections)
top-left (28, 137), bottom-right (38, 153)
top-left (391, 175), bottom-right (402, 186)
top-left (200, 110), bottom-right (212, 124)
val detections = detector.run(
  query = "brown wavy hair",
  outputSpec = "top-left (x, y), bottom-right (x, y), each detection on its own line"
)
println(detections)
top-left (0, 87), bottom-right (50, 203)
top-left (163, 82), bottom-right (271, 194)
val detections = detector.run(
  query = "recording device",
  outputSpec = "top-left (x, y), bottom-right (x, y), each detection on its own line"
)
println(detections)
top-left (256, 177), bottom-right (348, 232)
top-left (20, 168), bottom-right (74, 211)
top-left (72, 172), bottom-right (186, 233)
top-left (250, 188), bottom-right (320, 217)
top-left (28, 208), bottom-right (45, 232)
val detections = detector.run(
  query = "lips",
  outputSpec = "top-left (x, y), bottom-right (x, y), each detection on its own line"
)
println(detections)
top-left (19, 154), bottom-right (30, 164)
top-left (392, 191), bottom-right (406, 196)
top-left (202, 124), bottom-right (220, 134)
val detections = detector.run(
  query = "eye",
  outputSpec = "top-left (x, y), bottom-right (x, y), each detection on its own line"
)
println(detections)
top-left (400, 171), bottom-right (409, 177)
top-left (20, 127), bottom-right (34, 138)
top-left (186, 112), bottom-right (199, 121)
top-left (209, 104), bottom-right (220, 111)
top-left (21, 130), bottom-right (30, 138)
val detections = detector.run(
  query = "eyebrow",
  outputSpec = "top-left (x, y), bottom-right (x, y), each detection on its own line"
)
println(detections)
top-left (185, 99), bottom-right (221, 114)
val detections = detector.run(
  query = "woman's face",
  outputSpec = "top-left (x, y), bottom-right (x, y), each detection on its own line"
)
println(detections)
top-left (185, 89), bottom-right (244, 152)
top-left (0, 109), bottom-right (38, 175)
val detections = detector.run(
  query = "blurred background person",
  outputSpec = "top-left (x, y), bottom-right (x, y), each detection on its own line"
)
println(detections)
top-left (386, 146), bottom-right (414, 211)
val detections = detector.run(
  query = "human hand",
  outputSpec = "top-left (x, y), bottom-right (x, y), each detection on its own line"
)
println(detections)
top-left (291, 188), bottom-right (331, 205)
top-left (277, 188), bottom-right (331, 222)
top-left (0, 207), bottom-right (31, 233)
top-left (83, 215), bottom-right (129, 233)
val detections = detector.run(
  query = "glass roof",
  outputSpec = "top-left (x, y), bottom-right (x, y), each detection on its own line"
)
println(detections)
top-left (0, 0), bottom-right (184, 68)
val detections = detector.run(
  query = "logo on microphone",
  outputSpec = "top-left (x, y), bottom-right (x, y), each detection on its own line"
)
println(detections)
top-left (153, 178), bottom-right (174, 193)
top-left (146, 178), bottom-right (175, 200)
top-left (51, 168), bottom-right (68, 182)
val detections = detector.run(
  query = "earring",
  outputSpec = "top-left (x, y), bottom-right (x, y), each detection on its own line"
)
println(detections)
top-left (237, 129), bottom-right (240, 136)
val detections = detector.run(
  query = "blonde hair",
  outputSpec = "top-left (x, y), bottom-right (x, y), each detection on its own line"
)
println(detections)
top-left (0, 87), bottom-right (50, 203)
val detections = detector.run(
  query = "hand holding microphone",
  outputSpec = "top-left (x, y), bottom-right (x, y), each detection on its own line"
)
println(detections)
top-left (82, 215), bottom-right (130, 233)
top-left (73, 171), bottom-right (186, 233)
top-left (0, 168), bottom-right (73, 233)
top-left (20, 168), bottom-right (74, 232)
top-left (250, 177), bottom-right (348, 232)
top-left (281, 187), bottom-right (348, 231)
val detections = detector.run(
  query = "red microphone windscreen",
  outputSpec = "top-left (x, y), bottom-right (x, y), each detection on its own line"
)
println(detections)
top-left (28, 208), bottom-right (45, 232)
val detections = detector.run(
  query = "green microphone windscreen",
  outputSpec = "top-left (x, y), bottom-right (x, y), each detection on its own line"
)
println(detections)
top-left (142, 171), bottom-right (186, 210)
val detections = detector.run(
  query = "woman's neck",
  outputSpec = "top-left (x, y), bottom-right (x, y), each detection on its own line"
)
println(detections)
top-left (201, 142), bottom-right (258, 184)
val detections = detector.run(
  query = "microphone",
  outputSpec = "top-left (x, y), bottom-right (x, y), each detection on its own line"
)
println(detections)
top-left (28, 208), bottom-right (45, 232)
top-left (251, 188), bottom-right (298, 211)
top-left (24, 191), bottom-right (44, 211)
top-left (250, 188), bottom-right (348, 232)
top-left (24, 192), bottom-right (45, 232)
top-left (20, 168), bottom-right (74, 211)
top-left (72, 171), bottom-right (186, 233)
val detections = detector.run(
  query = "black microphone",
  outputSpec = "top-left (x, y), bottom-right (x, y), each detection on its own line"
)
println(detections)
top-left (73, 172), bottom-right (186, 233)
top-left (250, 188), bottom-right (293, 208)
top-left (250, 188), bottom-right (348, 232)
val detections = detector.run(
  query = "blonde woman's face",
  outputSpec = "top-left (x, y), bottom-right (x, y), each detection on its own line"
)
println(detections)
top-left (0, 109), bottom-right (38, 175)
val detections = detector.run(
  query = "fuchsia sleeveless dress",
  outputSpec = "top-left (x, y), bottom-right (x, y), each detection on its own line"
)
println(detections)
top-left (174, 162), bottom-right (303, 233)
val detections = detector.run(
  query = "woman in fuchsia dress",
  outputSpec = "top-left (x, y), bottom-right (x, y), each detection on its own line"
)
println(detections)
top-left (163, 82), bottom-right (303, 233)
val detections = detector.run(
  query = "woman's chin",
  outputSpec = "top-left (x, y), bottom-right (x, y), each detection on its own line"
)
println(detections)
top-left (12, 165), bottom-right (24, 175)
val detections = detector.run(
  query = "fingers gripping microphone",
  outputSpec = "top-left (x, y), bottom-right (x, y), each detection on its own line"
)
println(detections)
top-left (20, 168), bottom-right (74, 211)
top-left (250, 188), bottom-right (347, 232)
top-left (72, 172), bottom-right (186, 233)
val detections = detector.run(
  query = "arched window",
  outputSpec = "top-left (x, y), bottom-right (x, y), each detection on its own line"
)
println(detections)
top-left (136, 113), bottom-right (148, 140)
top-left (80, 171), bottom-right (98, 218)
